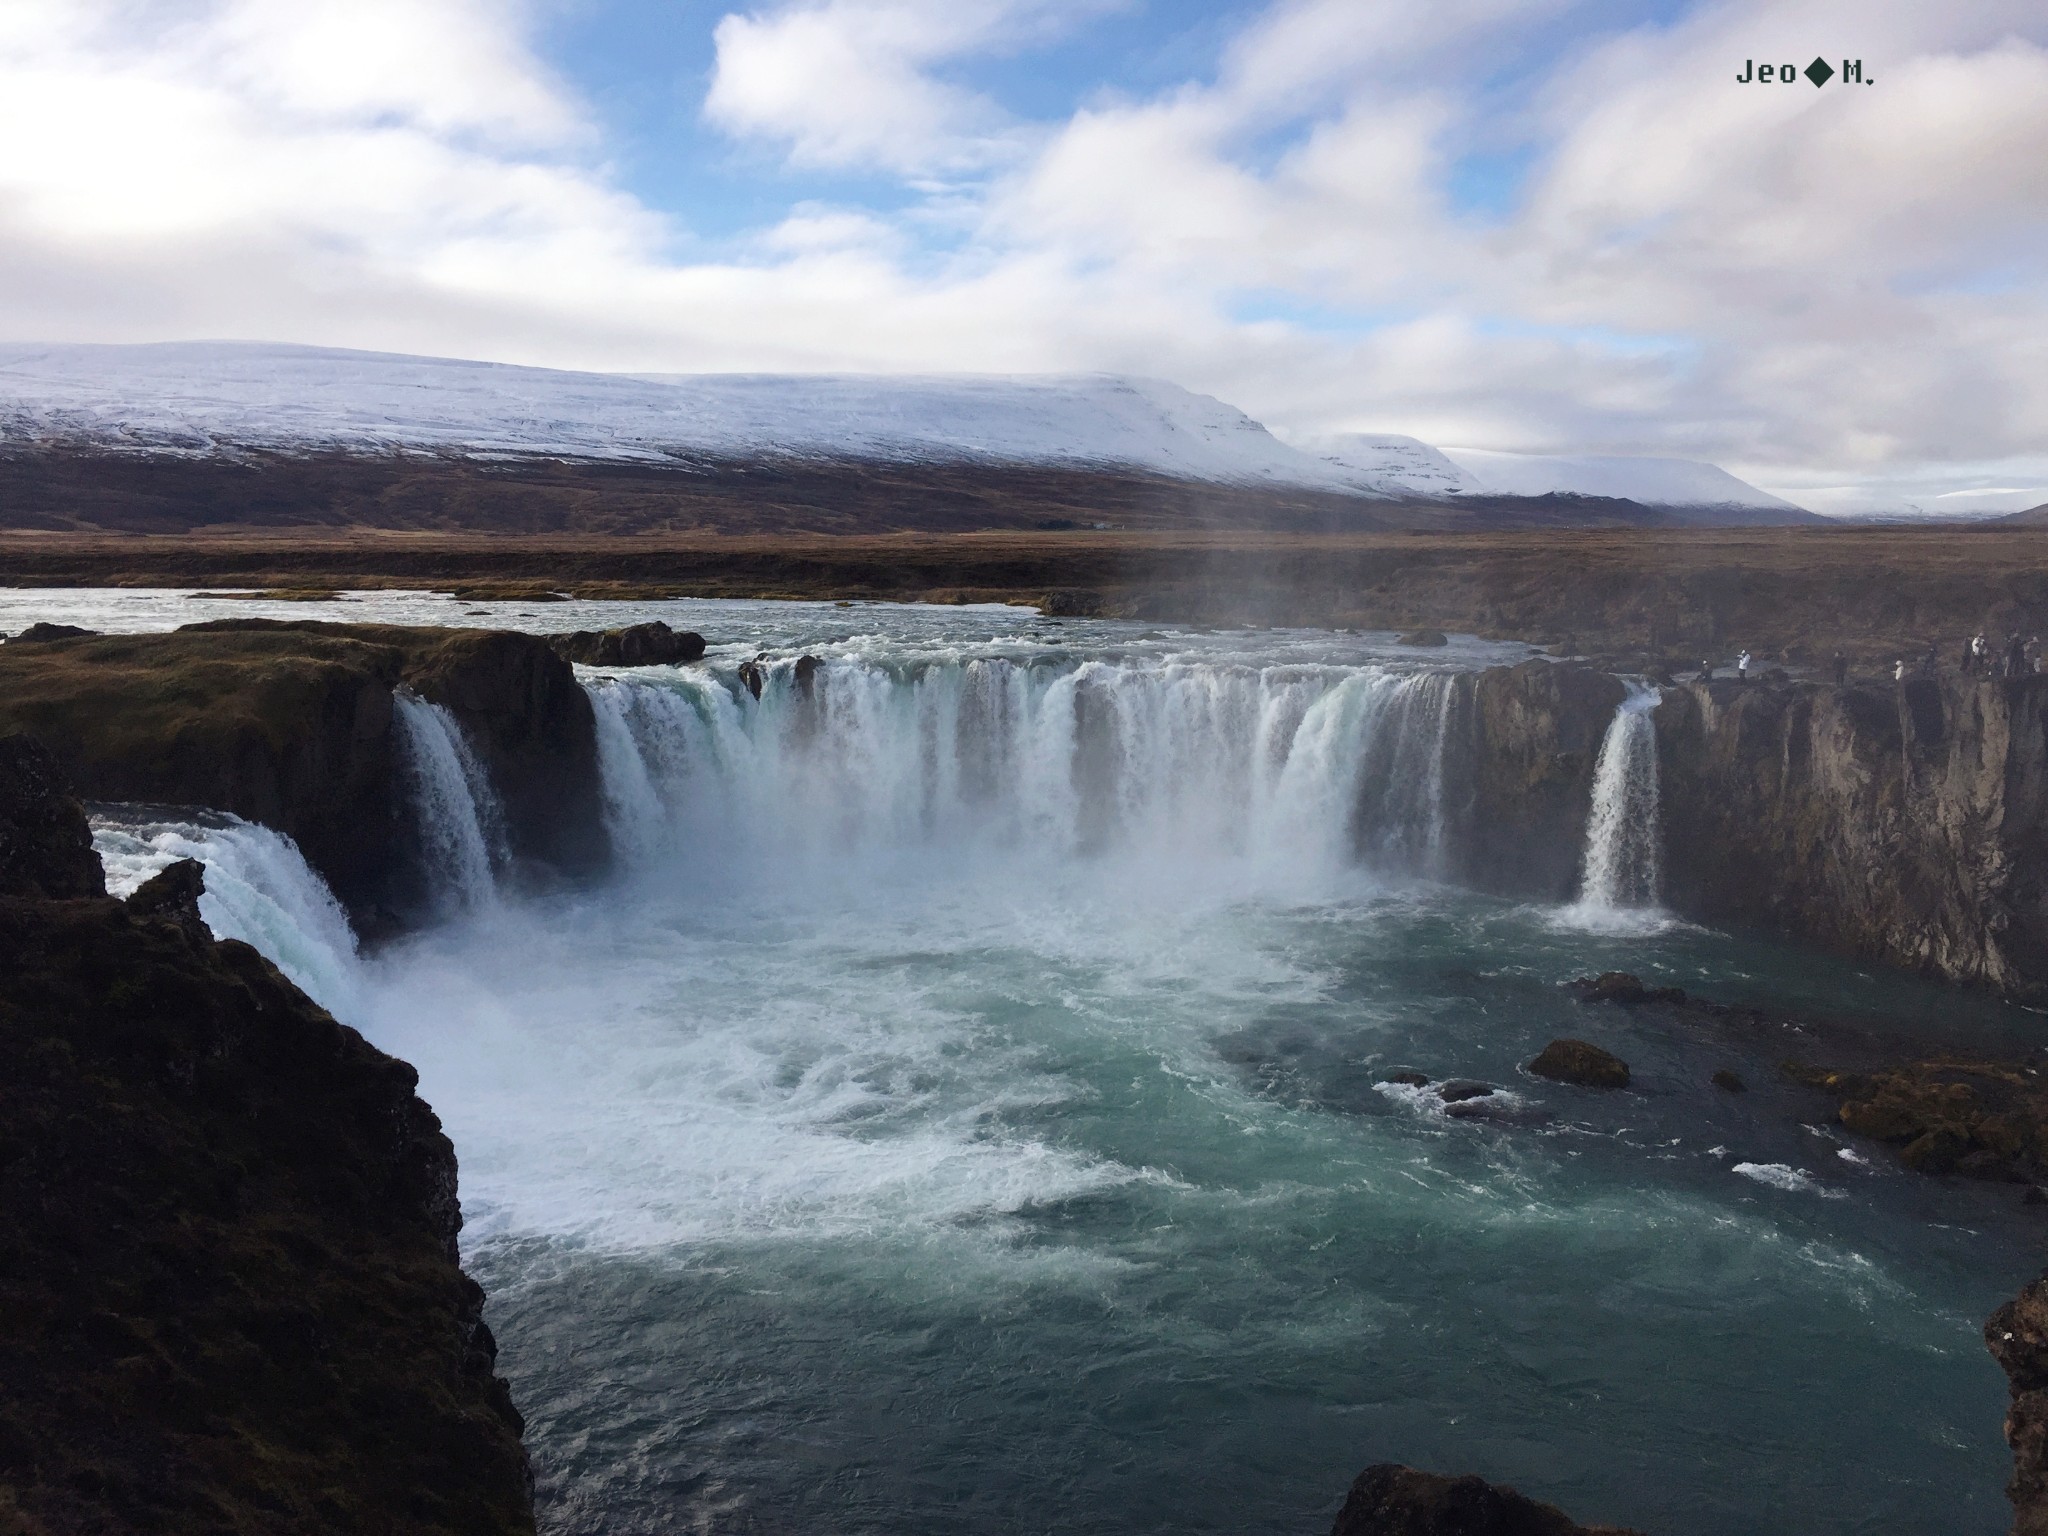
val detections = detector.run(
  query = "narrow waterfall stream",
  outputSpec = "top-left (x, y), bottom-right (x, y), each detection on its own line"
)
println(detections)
top-left (393, 690), bottom-right (506, 912)
top-left (1572, 682), bottom-right (1664, 920)
top-left (38, 594), bottom-right (2044, 1536)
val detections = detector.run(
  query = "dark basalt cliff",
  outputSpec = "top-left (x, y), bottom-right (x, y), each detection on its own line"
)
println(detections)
top-left (1657, 675), bottom-right (2048, 997)
top-left (0, 734), bottom-right (533, 1534)
top-left (0, 620), bottom-right (605, 930)
top-left (1448, 662), bottom-right (1625, 897)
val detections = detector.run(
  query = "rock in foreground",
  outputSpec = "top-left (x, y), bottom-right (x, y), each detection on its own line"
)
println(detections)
top-left (1331, 1464), bottom-right (1645, 1535)
top-left (0, 735), bottom-right (533, 1534)
top-left (1990, 1277), bottom-right (2048, 1536)
top-left (1783, 1057), bottom-right (2048, 1181)
top-left (1528, 1039), bottom-right (1632, 1089)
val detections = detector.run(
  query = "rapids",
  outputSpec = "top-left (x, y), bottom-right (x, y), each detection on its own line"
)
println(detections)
top-left (24, 591), bottom-right (2048, 1536)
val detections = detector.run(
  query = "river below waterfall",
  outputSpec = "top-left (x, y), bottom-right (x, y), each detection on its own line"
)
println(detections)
top-left (22, 590), bottom-right (2048, 1535)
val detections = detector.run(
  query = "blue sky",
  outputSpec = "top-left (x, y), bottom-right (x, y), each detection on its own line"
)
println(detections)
top-left (0, 0), bottom-right (2043, 512)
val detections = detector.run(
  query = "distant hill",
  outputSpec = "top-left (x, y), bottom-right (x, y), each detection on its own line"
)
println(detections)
top-left (0, 341), bottom-right (1817, 532)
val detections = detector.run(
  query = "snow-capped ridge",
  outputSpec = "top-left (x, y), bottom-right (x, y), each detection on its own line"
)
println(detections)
top-left (0, 341), bottom-right (1802, 513)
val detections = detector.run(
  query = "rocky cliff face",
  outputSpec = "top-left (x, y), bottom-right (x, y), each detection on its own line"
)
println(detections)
top-left (0, 734), bottom-right (533, 1533)
top-left (1444, 662), bottom-right (1626, 898)
top-left (1657, 675), bottom-right (2048, 997)
top-left (1990, 1276), bottom-right (2048, 1536)
top-left (0, 621), bottom-right (606, 929)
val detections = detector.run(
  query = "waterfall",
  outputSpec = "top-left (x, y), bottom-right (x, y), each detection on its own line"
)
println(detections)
top-left (1575, 682), bottom-right (1663, 913)
top-left (92, 811), bottom-right (363, 1018)
top-left (582, 655), bottom-right (1464, 878)
top-left (393, 691), bottom-right (505, 912)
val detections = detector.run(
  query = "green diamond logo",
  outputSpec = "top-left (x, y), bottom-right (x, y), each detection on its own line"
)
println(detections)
top-left (1805, 56), bottom-right (1834, 87)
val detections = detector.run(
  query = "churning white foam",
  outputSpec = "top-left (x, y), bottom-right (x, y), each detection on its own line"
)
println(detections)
top-left (1734, 1162), bottom-right (1848, 1198)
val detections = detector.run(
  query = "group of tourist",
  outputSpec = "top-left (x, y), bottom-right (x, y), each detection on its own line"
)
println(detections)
top-left (1694, 632), bottom-right (2046, 687)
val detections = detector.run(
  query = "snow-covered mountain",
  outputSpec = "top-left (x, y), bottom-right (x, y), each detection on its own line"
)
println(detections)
top-left (1438, 447), bottom-right (1803, 513)
top-left (0, 341), bottom-right (1801, 514)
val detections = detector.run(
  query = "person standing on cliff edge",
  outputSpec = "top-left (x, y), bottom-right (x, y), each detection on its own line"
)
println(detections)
top-left (1832, 652), bottom-right (1848, 686)
top-left (1737, 649), bottom-right (1751, 682)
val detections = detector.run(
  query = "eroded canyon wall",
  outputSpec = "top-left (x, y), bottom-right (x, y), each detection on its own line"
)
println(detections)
top-left (1656, 676), bottom-right (2048, 997)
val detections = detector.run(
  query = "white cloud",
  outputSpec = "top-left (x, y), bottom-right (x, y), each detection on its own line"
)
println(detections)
top-left (704, 1), bottom-right (1116, 175)
top-left (0, 0), bottom-right (2043, 512)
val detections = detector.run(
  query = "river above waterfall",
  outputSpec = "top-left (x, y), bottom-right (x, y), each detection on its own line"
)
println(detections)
top-left (22, 590), bottom-right (2048, 1535)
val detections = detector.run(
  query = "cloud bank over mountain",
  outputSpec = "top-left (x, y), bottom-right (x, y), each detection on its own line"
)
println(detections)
top-left (0, 0), bottom-right (2041, 514)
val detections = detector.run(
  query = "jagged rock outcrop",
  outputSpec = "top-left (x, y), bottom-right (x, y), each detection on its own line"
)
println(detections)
top-left (1657, 675), bottom-right (2048, 997)
top-left (1330, 1464), bottom-right (1645, 1535)
top-left (0, 620), bottom-right (605, 929)
top-left (0, 740), bottom-right (533, 1534)
top-left (0, 735), bottom-right (106, 899)
top-left (1989, 1279), bottom-right (2048, 1536)
top-left (546, 620), bottom-right (705, 667)
top-left (1783, 1057), bottom-right (2048, 1181)
top-left (1449, 662), bottom-right (1626, 897)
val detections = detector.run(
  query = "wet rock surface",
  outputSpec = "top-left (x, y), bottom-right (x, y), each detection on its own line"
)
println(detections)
top-left (1781, 1057), bottom-right (2048, 1182)
top-left (1527, 1039), bottom-right (1632, 1089)
top-left (546, 619), bottom-right (705, 667)
top-left (1571, 972), bottom-right (1687, 1007)
top-left (0, 620), bottom-right (605, 930)
top-left (1330, 1464), bottom-right (1645, 1535)
top-left (0, 744), bottom-right (533, 1535)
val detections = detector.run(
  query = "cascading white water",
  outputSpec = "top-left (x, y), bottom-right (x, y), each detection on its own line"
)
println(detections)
top-left (92, 811), bottom-right (363, 1018)
top-left (583, 654), bottom-right (1464, 879)
top-left (393, 691), bottom-right (505, 911)
top-left (1575, 681), bottom-right (1663, 912)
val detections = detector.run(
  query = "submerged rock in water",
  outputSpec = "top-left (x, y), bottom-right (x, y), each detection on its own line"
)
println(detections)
top-left (0, 740), bottom-right (533, 1534)
top-left (547, 620), bottom-right (705, 667)
top-left (1439, 1080), bottom-right (1497, 1103)
top-left (1987, 1279), bottom-right (2048, 1536)
top-left (1397, 629), bottom-right (1449, 647)
top-left (1782, 1057), bottom-right (2048, 1181)
top-left (1379, 1069), bottom-right (1432, 1088)
top-left (1330, 1463), bottom-right (1645, 1535)
top-left (1528, 1038), bottom-right (1632, 1089)
top-left (1571, 972), bottom-right (1686, 1007)
top-left (1711, 1068), bottom-right (1747, 1093)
